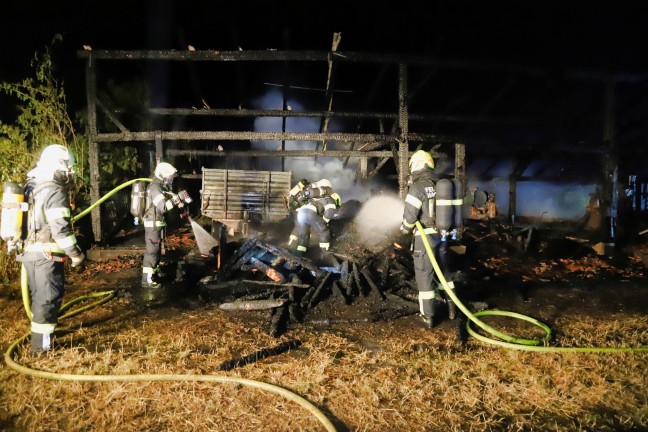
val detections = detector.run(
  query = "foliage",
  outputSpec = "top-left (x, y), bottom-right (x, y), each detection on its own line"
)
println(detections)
top-left (0, 35), bottom-right (85, 178)
top-left (0, 35), bottom-right (87, 281)
top-left (99, 145), bottom-right (142, 187)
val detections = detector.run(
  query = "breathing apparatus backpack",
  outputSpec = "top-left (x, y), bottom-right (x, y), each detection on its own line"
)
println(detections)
top-left (130, 181), bottom-right (147, 225)
top-left (1, 182), bottom-right (32, 253)
top-left (435, 178), bottom-right (464, 241)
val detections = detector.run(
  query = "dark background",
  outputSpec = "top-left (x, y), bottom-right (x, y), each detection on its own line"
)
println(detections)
top-left (2, 1), bottom-right (647, 172)
top-left (3, 1), bottom-right (646, 86)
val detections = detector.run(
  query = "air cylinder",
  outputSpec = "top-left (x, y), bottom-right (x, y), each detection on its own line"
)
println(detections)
top-left (435, 179), bottom-right (454, 232)
top-left (130, 181), bottom-right (147, 223)
top-left (1, 182), bottom-right (25, 243)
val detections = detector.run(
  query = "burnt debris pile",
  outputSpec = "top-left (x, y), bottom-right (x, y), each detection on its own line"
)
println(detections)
top-left (198, 234), bottom-right (422, 337)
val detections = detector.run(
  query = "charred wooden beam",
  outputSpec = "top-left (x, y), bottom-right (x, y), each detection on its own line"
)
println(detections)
top-left (245, 257), bottom-right (287, 283)
top-left (168, 149), bottom-right (394, 158)
top-left (378, 255), bottom-right (391, 288)
top-left (255, 239), bottom-right (325, 278)
top-left (95, 131), bottom-right (450, 144)
top-left (218, 239), bottom-right (254, 272)
top-left (361, 267), bottom-right (386, 300)
top-left (219, 298), bottom-right (287, 311)
top-left (237, 291), bottom-right (285, 301)
top-left (352, 262), bottom-right (364, 296)
top-left (268, 304), bottom-right (288, 337)
top-left (218, 239), bottom-right (258, 280)
top-left (308, 273), bottom-right (332, 309)
top-left (205, 279), bottom-right (309, 289)
top-left (331, 281), bottom-right (348, 305)
top-left (76, 50), bottom-right (548, 76)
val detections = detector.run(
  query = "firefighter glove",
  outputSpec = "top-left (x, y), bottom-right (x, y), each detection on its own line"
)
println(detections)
top-left (70, 252), bottom-right (85, 267)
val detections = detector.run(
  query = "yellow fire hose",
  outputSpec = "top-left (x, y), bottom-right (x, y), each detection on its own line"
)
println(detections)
top-left (6, 179), bottom-right (337, 432)
top-left (416, 221), bottom-right (648, 353)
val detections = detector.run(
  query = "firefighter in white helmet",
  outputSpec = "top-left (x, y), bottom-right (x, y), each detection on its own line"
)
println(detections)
top-left (400, 150), bottom-right (455, 328)
top-left (291, 179), bottom-right (340, 256)
top-left (17, 144), bottom-right (85, 354)
top-left (286, 179), bottom-right (334, 247)
top-left (141, 162), bottom-right (186, 288)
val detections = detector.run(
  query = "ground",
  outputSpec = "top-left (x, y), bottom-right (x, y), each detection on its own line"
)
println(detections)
top-left (1, 219), bottom-right (647, 431)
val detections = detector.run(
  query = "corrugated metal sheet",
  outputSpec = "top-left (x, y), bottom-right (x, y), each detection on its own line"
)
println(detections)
top-left (201, 168), bottom-right (291, 223)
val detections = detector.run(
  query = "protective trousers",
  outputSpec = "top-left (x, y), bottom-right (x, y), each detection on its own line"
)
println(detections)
top-left (23, 259), bottom-right (65, 353)
top-left (142, 227), bottom-right (162, 283)
top-left (296, 208), bottom-right (330, 253)
top-left (413, 234), bottom-right (451, 319)
top-left (287, 212), bottom-right (299, 247)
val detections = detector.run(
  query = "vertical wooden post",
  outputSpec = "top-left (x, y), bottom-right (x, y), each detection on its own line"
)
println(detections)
top-left (398, 64), bottom-right (409, 198)
top-left (85, 53), bottom-right (101, 243)
top-left (509, 160), bottom-right (517, 224)
top-left (155, 131), bottom-right (163, 166)
top-left (454, 143), bottom-right (465, 195)
top-left (602, 80), bottom-right (618, 240)
top-left (359, 157), bottom-right (368, 180)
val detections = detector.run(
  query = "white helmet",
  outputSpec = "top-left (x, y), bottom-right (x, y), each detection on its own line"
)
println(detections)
top-left (314, 179), bottom-right (332, 188)
top-left (28, 144), bottom-right (76, 181)
top-left (154, 162), bottom-right (177, 186)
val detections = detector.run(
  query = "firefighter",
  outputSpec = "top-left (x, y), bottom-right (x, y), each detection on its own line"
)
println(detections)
top-left (141, 162), bottom-right (187, 288)
top-left (286, 178), bottom-right (310, 247)
top-left (16, 144), bottom-right (85, 354)
top-left (400, 150), bottom-right (456, 328)
top-left (293, 181), bottom-right (341, 256)
top-left (286, 178), bottom-right (334, 247)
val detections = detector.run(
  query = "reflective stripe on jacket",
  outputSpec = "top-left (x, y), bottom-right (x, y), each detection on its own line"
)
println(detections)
top-left (402, 168), bottom-right (437, 235)
top-left (20, 180), bottom-right (80, 260)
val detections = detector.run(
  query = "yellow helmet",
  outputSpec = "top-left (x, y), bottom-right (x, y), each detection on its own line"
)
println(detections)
top-left (409, 150), bottom-right (434, 172)
top-left (331, 192), bottom-right (342, 207)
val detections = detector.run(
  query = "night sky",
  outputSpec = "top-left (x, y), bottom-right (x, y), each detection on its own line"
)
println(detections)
top-left (2, 1), bottom-right (647, 215)
top-left (2, 1), bottom-right (647, 81)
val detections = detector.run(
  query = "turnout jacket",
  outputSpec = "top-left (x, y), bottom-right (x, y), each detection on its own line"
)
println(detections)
top-left (143, 178), bottom-right (177, 229)
top-left (303, 194), bottom-right (339, 222)
top-left (18, 179), bottom-right (82, 262)
top-left (401, 168), bottom-right (437, 235)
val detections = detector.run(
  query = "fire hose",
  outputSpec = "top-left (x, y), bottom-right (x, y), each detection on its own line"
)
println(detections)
top-left (416, 221), bottom-right (648, 353)
top-left (7, 178), bottom-right (337, 432)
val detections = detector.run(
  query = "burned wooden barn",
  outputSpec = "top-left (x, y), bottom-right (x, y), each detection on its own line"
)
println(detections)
top-left (78, 45), bottom-right (648, 242)
top-left (76, 43), bottom-right (648, 333)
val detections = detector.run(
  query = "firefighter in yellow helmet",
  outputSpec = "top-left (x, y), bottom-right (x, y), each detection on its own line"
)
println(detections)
top-left (17, 144), bottom-right (85, 354)
top-left (141, 162), bottom-right (187, 288)
top-left (400, 150), bottom-right (456, 328)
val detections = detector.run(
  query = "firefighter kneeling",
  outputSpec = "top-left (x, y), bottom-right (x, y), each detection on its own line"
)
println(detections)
top-left (10, 145), bottom-right (85, 354)
top-left (401, 150), bottom-right (459, 329)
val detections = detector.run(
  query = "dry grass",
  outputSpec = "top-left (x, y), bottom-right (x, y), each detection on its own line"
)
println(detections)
top-left (1, 278), bottom-right (648, 432)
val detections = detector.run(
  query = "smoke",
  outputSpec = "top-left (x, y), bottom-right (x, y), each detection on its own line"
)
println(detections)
top-left (354, 195), bottom-right (405, 250)
top-left (250, 89), bottom-right (382, 202)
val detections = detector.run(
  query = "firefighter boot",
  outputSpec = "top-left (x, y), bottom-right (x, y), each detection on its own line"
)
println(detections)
top-left (31, 332), bottom-right (51, 356)
top-left (421, 314), bottom-right (436, 329)
top-left (447, 299), bottom-right (457, 320)
top-left (142, 273), bottom-right (161, 289)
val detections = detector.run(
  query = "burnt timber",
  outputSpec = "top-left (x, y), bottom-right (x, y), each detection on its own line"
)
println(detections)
top-left (79, 48), bottom-right (636, 243)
